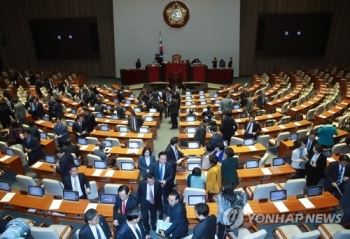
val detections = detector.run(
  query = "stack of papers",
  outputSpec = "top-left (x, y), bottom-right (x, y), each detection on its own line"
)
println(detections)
top-left (126, 148), bottom-right (139, 154)
top-left (105, 170), bottom-right (115, 177)
top-left (1, 193), bottom-right (16, 202)
top-left (278, 125), bottom-right (286, 129)
top-left (294, 122), bottom-right (301, 126)
top-left (119, 133), bottom-right (127, 136)
top-left (187, 134), bottom-right (194, 138)
top-left (80, 145), bottom-right (88, 150)
top-left (273, 201), bottom-right (289, 212)
top-left (138, 133), bottom-right (145, 137)
top-left (248, 146), bottom-right (257, 151)
top-left (92, 169), bottom-right (103, 176)
top-left (49, 199), bottom-right (63, 210)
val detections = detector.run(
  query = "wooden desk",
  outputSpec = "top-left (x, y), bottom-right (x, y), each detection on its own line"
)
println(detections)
top-left (208, 68), bottom-right (233, 85)
top-left (265, 85), bottom-right (302, 112)
top-left (216, 83), bottom-right (241, 97)
top-left (287, 90), bottom-right (327, 118)
top-left (179, 120), bottom-right (221, 133)
top-left (235, 113), bottom-right (284, 129)
top-left (120, 69), bottom-right (146, 85)
top-left (230, 81), bottom-right (261, 99)
top-left (181, 93), bottom-right (211, 99)
top-left (40, 139), bottom-right (56, 155)
top-left (30, 162), bottom-right (140, 190)
top-left (180, 104), bottom-right (220, 113)
top-left (180, 97), bottom-right (223, 106)
top-left (313, 100), bottom-right (350, 126)
top-left (0, 153), bottom-right (25, 175)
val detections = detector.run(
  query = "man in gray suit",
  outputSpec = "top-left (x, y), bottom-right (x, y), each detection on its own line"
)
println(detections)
top-left (13, 98), bottom-right (26, 125)
top-left (245, 95), bottom-right (254, 114)
top-left (220, 94), bottom-right (233, 112)
top-left (93, 142), bottom-right (110, 161)
top-left (53, 118), bottom-right (69, 147)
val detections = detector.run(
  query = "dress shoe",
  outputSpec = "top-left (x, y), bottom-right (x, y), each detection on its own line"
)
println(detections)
top-left (159, 213), bottom-right (164, 220)
top-left (152, 224), bottom-right (156, 231)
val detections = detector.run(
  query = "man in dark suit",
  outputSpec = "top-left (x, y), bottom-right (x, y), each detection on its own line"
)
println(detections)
top-left (137, 173), bottom-right (162, 234)
top-left (86, 88), bottom-right (97, 106)
top-left (165, 137), bottom-right (187, 172)
top-left (162, 88), bottom-right (171, 118)
top-left (135, 59), bottom-right (141, 69)
top-left (302, 130), bottom-right (318, 158)
top-left (79, 88), bottom-right (88, 103)
top-left (1, 87), bottom-right (12, 101)
top-left (83, 107), bottom-right (96, 134)
top-left (52, 99), bottom-right (64, 120)
top-left (113, 185), bottom-right (138, 229)
top-left (220, 111), bottom-right (238, 145)
top-left (3, 97), bottom-right (14, 119)
top-left (159, 190), bottom-right (189, 239)
top-left (28, 97), bottom-right (44, 120)
top-left (340, 179), bottom-right (350, 226)
top-left (62, 164), bottom-right (91, 199)
top-left (45, 77), bottom-right (54, 95)
top-left (116, 206), bottom-right (150, 239)
top-left (53, 118), bottom-right (69, 147)
top-left (53, 148), bottom-right (75, 180)
top-left (169, 96), bottom-right (179, 129)
top-left (323, 154), bottom-right (350, 199)
top-left (62, 139), bottom-right (79, 157)
top-left (72, 114), bottom-right (88, 140)
top-left (47, 94), bottom-right (56, 120)
top-left (209, 126), bottom-right (224, 148)
top-left (114, 101), bottom-right (126, 119)
top-left (228, 57), bottom-right (233, 68)
top-left (79, 209), bottom-right (112, 239)
top-left (94, 99), bottom-right (107, 115)
top-left (22, 129), bottom-right (42, 166)
top-left (243, 115), bottom-right (261, 139)
top-left (191, 203), bottom-right (217, 239)
top-left (128, 111), bottom-right (144, 133)
top-left (27, 121), bottom-right (40, 141)
top-left (306, 144), bottom-right (327, 186)
top-left (149, 151), bottom-right (175, 219)
top-left (93, 142), bottom-right (110, 161)
top-left (256, 90), bottom-right (267, 109)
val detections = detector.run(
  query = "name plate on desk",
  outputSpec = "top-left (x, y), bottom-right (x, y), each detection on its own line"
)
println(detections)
top-left (273, 201), bottom-right (289, 212)
top-left (261, 168), bottom-right (272, 175)
top-left (92, 169), bottom-right (103, 176)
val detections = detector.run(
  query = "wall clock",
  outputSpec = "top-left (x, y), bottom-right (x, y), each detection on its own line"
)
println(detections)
top-left (163, 1), bottom-right (190, 29)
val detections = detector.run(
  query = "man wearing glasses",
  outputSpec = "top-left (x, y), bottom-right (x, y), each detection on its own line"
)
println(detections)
top-left (79, 208), bottom-right (112, 239)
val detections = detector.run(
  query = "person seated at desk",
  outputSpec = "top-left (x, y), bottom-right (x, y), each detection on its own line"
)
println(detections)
top-left (212, 142), bottom-right (225, 163)
top-left (79, 209), bottom-right (112, 239)
top-left (94, 98), bottom-right (107, 115)
top-left (135, 59), bottom-right (141, 69)
top-left (186, 109), bottom-right (196, 120)
top-left (243, 114), bottom-right (261, 139)
top-left (201, 105), bottom-right (213, 118)
top-left (72, 114), bottom-right (88, 140)
top-left (93, 142), bottom-right (110, 161)
top-left (209, 126), bottom-right (223, 149)
top-left (128, 110), bottom-right (144, 133)
top-left (62, 164), bottom-right (91, 199)
top-left (291, 139), bottom-right (309, 179)
top-left (116, 206), bottom-right (150, 239)
top-left (186, 167), bottom-right (206, 189)
top-left (138, 146), bottom-right (156, 180)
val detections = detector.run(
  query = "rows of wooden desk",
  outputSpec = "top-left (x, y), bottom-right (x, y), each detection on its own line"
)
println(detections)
top-left (313, 100), bottom-right (350, 126)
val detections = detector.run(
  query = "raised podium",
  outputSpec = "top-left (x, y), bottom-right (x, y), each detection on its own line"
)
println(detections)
top-left (191, 64), bottom-right (207, 82)
top-left (163, 62), bottom-right (190, 83)
top-left (145, 64), bottom-right (162, 82)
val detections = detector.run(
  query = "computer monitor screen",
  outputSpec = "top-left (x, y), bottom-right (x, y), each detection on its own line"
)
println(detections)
top-left (290, 133), bottom-right (298, 140)
top-left (112, 115), bottom-right (119, 120)
top-left (77, 138), bottom-right (87, 145)
top-left (73, 158), bottom-right (80, 167)
top-left (94, 161), bottom-right (107, 169)
top-left (188, 141), bottom-right (200, 149)
top-left (186, 128), bottom-right (197, 134)
top-left (240, 112), bottom-right (247, 118)
top-left (145, 116), bottom-right (153, 121)
top-left (139, 127), bottom-right (148, 133)
top-left (100, 125), bottom-right (109, 131)
top-left (342, 146), bottom-right (350, 154)
top-left (42, 115), bottom-right (49, 121)
top-left (71, 109), bottom-right (77, 114)
top-left (121, 162), bottom-right (135, 171)
top-left (322, 150), bottom-right (332, 157)
top-left (119, 127), bottom-right (128, 133)
top-left (63, 190), bottom-right (79, 201)
top-left (185, 102), bottom-right (191, 106)
top-left (200, 95), bottom-right (205, 99)
top-left (40, 132), bottom-right (47, 139)
top-left (130, 94), bottom-right (135, 98)
top-left (125, 100), bottom-right (131, 104)
top-left (270, 190), bottom-right (287, 201)
top-left (186, 96), bottom-right (191, 100)
top-left (96, 113), bottom-right (103, 118)
top-left (186, 116), bottom-right (196, 122)
top-left (215, 100), bottom-right (221, 104)
top-left (270, 108), bottom-right (276, 114)
top-left (199, 91), bottom-right (204, 94)
top-left (256, 110), bottom-right (263, 116)
top-left (45, 155), bottom-right (56, 164)
top-left (128, 142), bottom-right (139, 149)
top-left (103, 140), bottom-right (112, 147)
top-left (306, 185), bottom-right (323, 197)
top-left (212, 94), bottom-right (218, 98)
top-left (272, 157), bottom-right (285, 166)
top-left (0, 181), bottom-right (11, 192)
top-left (114, 99), bottom-right (119, 103)
top-left (244, 138), bottom-right (254, 146)
top-left (5, 148), bottom-right (14, 156)
top-left (94, 103), bottom-right (99, 107)
top-left (265, 120), bottom-right (274, 127)
top-left (106, 105), bottom-right (111, 110)
top-left (296, 115), bottom-right (303, 121)
top-left (28, 186), bottom-right (44, 197)
top-left (67, 121), bottom-right (74, 127)
top-left (186, 92), bottom-right (191, 95)
top-left (187, 163), bottom-right (201, 171)
top-left (99, 194), bottom-right (117, 204)
top-left (281, 118), bottom-right (290, 124)
top-left (134, 108), bottom-right (141, 113)
top-left (201, 102), bottom-right (207, 105)
top-left (188, 195), bottom-right (206, 206)
top-left (245, 160), bottom-right (259, 169)
top-left (149, 108), bottom-right (157, 113)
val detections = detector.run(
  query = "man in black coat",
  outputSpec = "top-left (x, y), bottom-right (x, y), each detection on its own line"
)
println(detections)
top-left (3, 97), bottom-right (14, 119)
top-left (114, 101), bottom-right (125, 119)
top-left (113, 185), bottom-right (138, 230)
top-left (165, 137), bottom-right (186, 172)
top-left (54, 148), bottom-right (75, 180)
top-left (28, 97), bottom-right (44, 120)
top-left (162, 88), bottom-right (171, 118)
top-left (2, 87), bottom-right (12, 101)
top-left (149, 151), bottom-right (175, 218)
top-left (191, 203), bottom-right (217, 239)
top-left (256, 90), bottom-right (267, 109)
top-left (169, 97), bottom-right (179, 129)
top-left (128, 111), bottom-right (144, 133)
top-left (341, 179), bottom-right (350, 226)
top-left (209, 126), bottom-right (224, 148)
top-left (22, 129), bottom-right (42, 166)
top-left (220, 111), bottom-right (238, 145)
top-left (72, 114), bottom-right (88, 140)
top-left (83, 107), bottom-right (96, 134)
top-left (62, 164), bottom-right (91, 199)
top-left (27, 121), bottom-right (40, 141)
top-left (45, 77), bottom-right (54, 95)
top-left (243, 115), bottom-right (261, 139)
top-left (62, 139), bottom-right (80, 157)
top-left (116, 207), bottom-right (150, 239)
top-left (302, 130), bottom-right (318, 158)
top-left (323, 154), bottom-right (350, 199)
top-left (79, 209), bottom-right (112, 239)
top-left (137, 173), bottom-right (162, 234)
top-left (52, 99), bottom-right (63, 120)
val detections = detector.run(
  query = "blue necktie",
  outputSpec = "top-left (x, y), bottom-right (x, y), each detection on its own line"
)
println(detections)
top-left (175, 148), bottom-right (178, 160)
top-left (96, 226), bottom-right (102, 239)
top-left (159, 164), bottom-right (164, 180)
top-left (133, 225), bottom-right (142, 239)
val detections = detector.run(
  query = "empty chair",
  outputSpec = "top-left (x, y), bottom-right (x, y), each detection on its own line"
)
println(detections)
top-left (256, 135), bottom-right (270, 148)
top-left (276, 178), bottom-right (306, 197)
top-left (9, 146), bottom-right (27, 167)
top-left (183, 187), bottom-right (206, 205)
top-left (258, 153), bottom-right (269, 167)
top-left (87, 154), bottom-right (101, 165)
top-left (139, 126), bottom-right (150, 133)
top-left (86, 137), bottom-right (99, 145)
top-left (279, 116), bottom-right (291, 124)
top-left (305, 109), bottom-right (316, 121)
top-left (0, 141), bottom-right (8, 153)
top-left (116, 157), bottom-right (134, 169)
top-left (116, 125), bottom-right (129, 133)
top-left (289, 99), bottom-right (298, 108)
top-left (16, 175), bottom-right (39, 192)
top-left (316, 223), bottom-right (350, 239)
top-left (273, 223), bottom-right (320, 239)
top-left (296, 129), bottom-right (308, 138)
top-left (42, 179), bottom-right (64, 197)
top-left (31, 224), bottom-right (74, 239)
top-left (230, 136), bottom-right (244, 146)
top-left (104, 183), bottom-right (122, 194)
top-left (87, 181), bottom-right (99, 200)
top-left (128, 139), bottom-right (144, 148)
top-left (277, 102), bottom-right (289, 114)
top-left (332, 143), bottom-right (347, 155)
top-left (105, 137), bottom-right (120, 146)
top-left (255, 109), bottom-right (266, 116)
top-left (269, 132), bottom-right (290, 147)
top-left (225, 226), bottom-right (267, 239)
top-left (245, 183), bottom-right (276, 200)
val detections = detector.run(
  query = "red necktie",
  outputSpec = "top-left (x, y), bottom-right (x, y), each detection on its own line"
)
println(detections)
top-left (122, 200), bottom-right (126, 215)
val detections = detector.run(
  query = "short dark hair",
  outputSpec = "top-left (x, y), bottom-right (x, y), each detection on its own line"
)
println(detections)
top-left (84, 208), bottom-right (98, 223)
top-left (210, 126), bottom-right (217, 132)
top-left (314, 144), bottom-right (323, 153)
top-left (24, 129), bottom-right (31, 135)
top-left (339, 154), bottom-right (350, 162)
top-left (64, 139), bottom-right (72, 146)
top-left (117, 185), bottom-right (130, 194)
top-left (69, 164), bottom-right (78, 171)
top-left (209, 155), bottom-right (218, 165)
top-left (168, 190), bottom-right (180, 200)
top-left (195, 203), bottom-right (209, 217)
top-left (192, 167), bottom-right (201, 176)
top-left (309, 130), bottom-right (317, 136)
top-left (158, 151), bottom-right (167, 158)
top-left (142, 147), bottom-right (152, 156)
top-left (294, 139), bottom-right (304, 149)
top-left (224, 147), bottom-right (234, 158)
top-left (145, 173), bottom-right (154, 180)
top-left (205, 143), bottom-right (214, 152)
top-left (216, 142), bottom-right (225, 150)
top-left (170, 137), bottom-right (179, 145)
top-left (126, 206), bottom-right (141, 221)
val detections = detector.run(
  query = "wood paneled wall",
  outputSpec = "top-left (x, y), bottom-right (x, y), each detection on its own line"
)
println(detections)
top-left (240, 0), bottom-right (350, 75)
top-left (0, 0), bottom-right (115, 77)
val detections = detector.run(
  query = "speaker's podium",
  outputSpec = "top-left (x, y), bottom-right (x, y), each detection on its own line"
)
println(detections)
top-left (191, 64), bottom-right (207, 82)
top-left (145, 64), bottom-right (162, 82)
top-left (163, 54), bottom-right (190, 85)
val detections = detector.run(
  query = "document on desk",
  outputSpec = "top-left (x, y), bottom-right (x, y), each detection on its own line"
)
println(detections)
top-left (126, 149), bottom-right (139, 154)
top-left (1, 193), bottom-right (15, 202)
top-left (187, 134), bottom-right (194, 138)
top-left (243, 203), bottom-right (254, 214)
top-left (105, 170), bottom-right (115, 177)
top-left (327, 157), bottom-right (335, 163)
top-left (267, 115), bottom-right (273, 118)
top-left (49, 199), bottom-right (63, 210)
top-left (319, 115), bottom-right (326, 118)
top-left (148, 113), bottom-right (153, 116)
top-left (84, 203), bottom-right (98, 213)
top-left (261, 168), bottom-right (272, 175)
top-left (299, 198), bottom-right (315, 209)
top-left (104, 119), bottom-right (110, 123)
top-left (92, 169), bottom-right (103, 176)
top-left (261, 128), bottom-right (268, 132)
top-left (122, 121), bottom-right (128, 124)
top-left (248, 145), bottom-right (257, 151)
top-left (188, 122), bottom-right (195, 125)
top-left (273, 201), bottom-right (289, 212)
top-left (0, 155), bottom-right (11, 162)
top-left (237, 109), bottom-right (242, 112)
top-left (278, 125), bottom-right (286, 129)
top-left (336, 106), bottom-right (342, 109)
top-left (79, 145), bottom-right (88, 150)
top-left (293, 122), bottom-right (301, 126)
top-left (67, 113), bottom-right (73, 117)
top-left (37, 120), bottom-right (44, 124)
top-left (328, 110), bottom-right (335, 114)
top-left (138, 133), bottom-right (145, 137)
top-left (119, 133), bottom-right (127, 136)
top-left (31, 161), bottom-right (44, 168)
